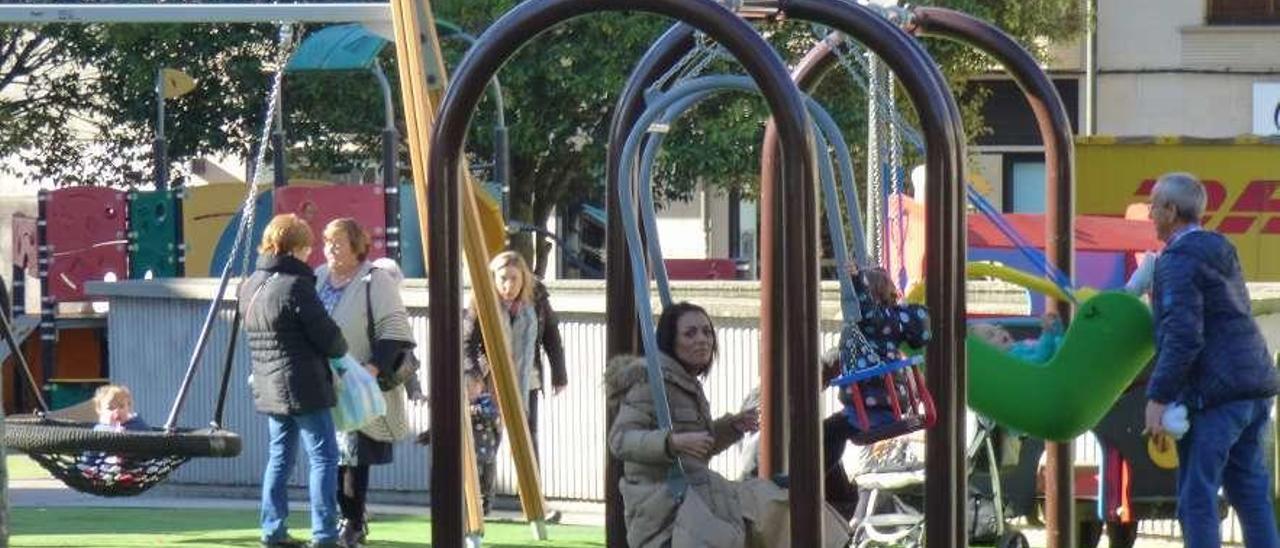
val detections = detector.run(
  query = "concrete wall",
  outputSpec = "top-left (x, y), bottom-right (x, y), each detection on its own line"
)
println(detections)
top-left (1095, 0), bottom-right (1280, 137)
top-left (1097, 72), bottom-right (1263, 137)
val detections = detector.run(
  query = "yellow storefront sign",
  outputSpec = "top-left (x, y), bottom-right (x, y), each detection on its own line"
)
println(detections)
top-left (1076, 137), bottom-right (1280, 281)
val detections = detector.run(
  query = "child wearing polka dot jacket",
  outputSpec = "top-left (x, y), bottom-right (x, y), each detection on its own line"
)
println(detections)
top-left (831, 265), bottom-right (931, 437)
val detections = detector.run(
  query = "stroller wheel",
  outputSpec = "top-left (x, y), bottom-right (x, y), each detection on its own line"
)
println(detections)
top-left (997, 530), bottom-right (1029, 548)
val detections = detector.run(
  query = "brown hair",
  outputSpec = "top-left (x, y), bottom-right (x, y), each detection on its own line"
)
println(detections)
top-left (487, 250), bottom-right (534, 304)
top-left (93, 384), bottom-right (134, 412)
top-left (860, 268), bottom-right (898, 306)
top-left (656, 301), bottom-right (718, 376)
top-left (323, 218), bottom-right (372, 261)
top-left (258, 214), bottom-right (313, 256)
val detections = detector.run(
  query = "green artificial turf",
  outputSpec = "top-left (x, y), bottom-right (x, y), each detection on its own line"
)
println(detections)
top-left (10, 507), bottom-right (605, 547)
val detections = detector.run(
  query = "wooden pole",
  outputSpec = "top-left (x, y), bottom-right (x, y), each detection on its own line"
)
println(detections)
top-left (390, 0), bottom-right (549, 538)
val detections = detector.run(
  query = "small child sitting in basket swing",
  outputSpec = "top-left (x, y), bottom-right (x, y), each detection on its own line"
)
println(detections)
top-left (79, 384), bottom-right (151, 486)
top-left (93, 384), bottom-right (149, 432)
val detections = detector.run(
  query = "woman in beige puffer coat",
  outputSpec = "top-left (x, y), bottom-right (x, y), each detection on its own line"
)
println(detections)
top-left (606, 302), bottom-right (759, 548)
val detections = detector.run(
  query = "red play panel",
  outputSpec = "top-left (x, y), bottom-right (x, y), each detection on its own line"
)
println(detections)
top-left (665, 258), bottom-right (739, 280)
top-left (12, 214), bottom-right (38, 277)
top-left (44, 188), bottom-right (128, 301)
top-left (273, 185), bottom-right (387, 267)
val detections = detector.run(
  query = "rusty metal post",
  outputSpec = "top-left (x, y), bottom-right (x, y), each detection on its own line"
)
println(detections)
top-left (907, 8), bottom-right (1077, 545)
top-left (430, 0), bottom-right (816, 545)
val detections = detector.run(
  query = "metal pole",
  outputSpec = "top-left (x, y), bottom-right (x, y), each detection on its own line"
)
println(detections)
top-left (272, 92), bottom-right (286, 188)
top-left (372, 63), bottom-right (400, 262)
top-left (432, 2), bottom-right (815, 545)
top-left (758, 1), bottom-right (970, 543)
top-left (0, 4), bottom-right (391, 24)
top-left (154, 67), bottom-right (168, 191)
top-left (907, 9), bottom-right (1078, 545)
top-left (604, 24), bottom-right (695, 548)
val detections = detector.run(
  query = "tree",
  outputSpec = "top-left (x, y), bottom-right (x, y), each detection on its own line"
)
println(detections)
top-left (1, 19), bottom-right (388, 188)
top-left (0, 25), bottom-right (102, 186)
top-left (435, 0), bottom-right (1084, 272)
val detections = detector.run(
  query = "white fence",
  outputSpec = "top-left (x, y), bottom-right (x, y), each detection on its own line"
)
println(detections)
top-left (91, 278), bottom-right (1279, 544)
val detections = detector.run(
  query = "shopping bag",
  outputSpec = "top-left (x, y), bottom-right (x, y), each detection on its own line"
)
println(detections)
top-left (330, 355), bottom-right (387, 432)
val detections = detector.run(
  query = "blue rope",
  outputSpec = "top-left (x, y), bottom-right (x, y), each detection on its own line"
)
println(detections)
top-left (966, 185), bottom-right (1077, 303)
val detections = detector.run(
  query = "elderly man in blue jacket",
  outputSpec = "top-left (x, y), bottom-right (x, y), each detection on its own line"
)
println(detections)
top-left (1144, 172), bottom-right (1280, 547)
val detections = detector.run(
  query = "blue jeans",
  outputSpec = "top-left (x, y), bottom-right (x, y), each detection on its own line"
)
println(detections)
top-left (1177, 397), bottom-right (1279, 548)
top-left (262, 409), bottom-right (340, 543)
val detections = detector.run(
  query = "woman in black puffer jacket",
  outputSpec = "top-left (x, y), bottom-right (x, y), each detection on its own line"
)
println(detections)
top-left (239, 213), bottom-right (348, 548)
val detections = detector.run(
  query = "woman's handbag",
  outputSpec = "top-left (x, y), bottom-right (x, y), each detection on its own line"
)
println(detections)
top-left (360, 383), bottom-right (410, 442)
top-left (330, 355), bottom-right (387, 433)
top-left (737, 476), bottom-right (852, 548)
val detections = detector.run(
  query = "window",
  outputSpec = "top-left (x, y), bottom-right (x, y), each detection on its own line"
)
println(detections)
top-left (1208, 0), bottom-right (1280, 24)
top-left (1002, 154), bottom-right (1047, 214)
top-left (965, 79), bottom-right (1080, 147)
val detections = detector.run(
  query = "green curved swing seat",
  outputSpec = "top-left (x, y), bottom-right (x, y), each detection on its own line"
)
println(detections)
top-left (967, 290), bottom-right (1154, 441)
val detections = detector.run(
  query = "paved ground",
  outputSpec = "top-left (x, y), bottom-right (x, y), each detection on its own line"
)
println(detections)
top-left (9, 477), bottom-right (1193, 546)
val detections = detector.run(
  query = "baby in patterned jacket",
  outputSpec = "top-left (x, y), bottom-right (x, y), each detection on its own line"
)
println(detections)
top-left (832, 265), bottom-right (931, 437)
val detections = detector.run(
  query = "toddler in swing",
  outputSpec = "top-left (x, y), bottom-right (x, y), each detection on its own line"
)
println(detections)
top-left (80, 384), bottom-right (150, 484)
top-left (93, 384), bottom-right (149, 432)
top-left (969, 310), bottom-right (1064, 364)
top-left (829, 264), bottom-right (931, 438)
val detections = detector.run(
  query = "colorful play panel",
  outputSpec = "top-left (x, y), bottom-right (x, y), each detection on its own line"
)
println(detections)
top-left (180, 184), bottom-right (264, 278)
top-left (126, 189), bottom-right (182, 279)
top-left (42, 188), bottom-right (128, 302)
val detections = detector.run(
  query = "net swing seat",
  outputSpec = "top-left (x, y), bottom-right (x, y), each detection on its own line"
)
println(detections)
top-left (6, 414), bottom-right (241, 497)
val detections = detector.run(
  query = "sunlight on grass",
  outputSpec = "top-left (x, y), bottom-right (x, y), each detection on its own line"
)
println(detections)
top-left (6, 454), bottom-right (50, 481)
top-left (10, 507), bottom-right (606, 547)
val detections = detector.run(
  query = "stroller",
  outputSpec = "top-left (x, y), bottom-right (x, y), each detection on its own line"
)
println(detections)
top-left (848, 414), bottom-right (1031, 548)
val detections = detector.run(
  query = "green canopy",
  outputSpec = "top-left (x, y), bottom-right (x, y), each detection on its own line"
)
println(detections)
top-left (286, 24), bottom-right (388, 72)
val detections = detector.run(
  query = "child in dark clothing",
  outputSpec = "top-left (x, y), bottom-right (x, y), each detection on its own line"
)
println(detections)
top-left (831, 265), bottom-right (931, 440)
top-left (467, 369), bottom-right (502, 515)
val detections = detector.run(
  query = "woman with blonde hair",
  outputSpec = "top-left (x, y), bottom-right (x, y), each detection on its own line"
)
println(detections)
top-left (461, 249), bottom-right (539, 514)
top-left (315, 218), bottom-right (416, 547)
top-left (239, 213), bottom-right (348, 548)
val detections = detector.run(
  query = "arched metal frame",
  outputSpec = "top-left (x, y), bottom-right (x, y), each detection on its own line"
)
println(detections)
top-left (904, 7), bottom-right (1078, 545)
top-left (427, 0), bottom-right (819, 546)
top-left (607, 1), bottom-right (969, 544)
top-left (758, 5), bottom-right (1079, 544)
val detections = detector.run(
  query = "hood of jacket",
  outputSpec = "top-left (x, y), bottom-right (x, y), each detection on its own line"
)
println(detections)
top-left (605, 352), bottom-right (701, 405)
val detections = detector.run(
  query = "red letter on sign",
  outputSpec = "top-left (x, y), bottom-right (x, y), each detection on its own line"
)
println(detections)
top-left (1229, 180), bottom-right (1280, 212)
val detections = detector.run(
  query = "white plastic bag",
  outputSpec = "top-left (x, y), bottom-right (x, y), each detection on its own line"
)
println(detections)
top-left (330, 355), bottom-right (387, 432)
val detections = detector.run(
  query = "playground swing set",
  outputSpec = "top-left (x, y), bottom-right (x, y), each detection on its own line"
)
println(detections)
top-left (0, 1), bottom-right (1208, 547)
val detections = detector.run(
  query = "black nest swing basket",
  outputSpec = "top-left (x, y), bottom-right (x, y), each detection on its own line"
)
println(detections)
top-left (0, 272), bottom-right (245, 497)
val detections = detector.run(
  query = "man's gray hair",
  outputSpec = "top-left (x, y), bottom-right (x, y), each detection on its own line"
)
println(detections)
top-left (1154, 172), bottom-right (1207, 223)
